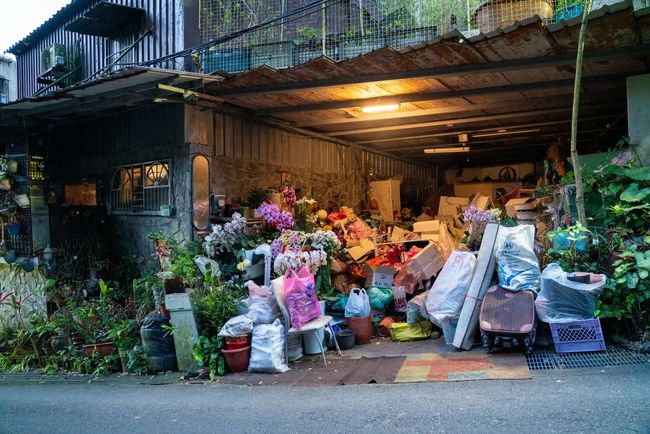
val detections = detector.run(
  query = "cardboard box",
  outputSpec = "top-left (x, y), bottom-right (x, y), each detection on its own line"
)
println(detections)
top-left (505, 198), bottom-right (532, 218)
top-left (347, 239), bottom-right (375, 262)
top-left (369, 179), bottom-right (401, 222)
top-left (413, 220), bottom-right (440, 234)
top-left (364, 264), bottom-right (395, 288)
top-left (438, 196), bottom-right (469, 217)
top-left (406, 242), bottom-right (445, 280)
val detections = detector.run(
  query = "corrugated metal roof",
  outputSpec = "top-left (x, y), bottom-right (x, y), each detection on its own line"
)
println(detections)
top-left (195, 1), bottom-right (648, 164)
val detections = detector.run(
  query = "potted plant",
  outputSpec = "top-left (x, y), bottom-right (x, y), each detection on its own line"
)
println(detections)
top-left (107, 319), bottom-right (138, 373)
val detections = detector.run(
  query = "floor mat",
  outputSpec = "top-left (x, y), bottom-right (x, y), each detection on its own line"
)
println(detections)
top-left (339, 356), bottom-right (406, 385)
top-left (394, 352), bottom-right (531, 383)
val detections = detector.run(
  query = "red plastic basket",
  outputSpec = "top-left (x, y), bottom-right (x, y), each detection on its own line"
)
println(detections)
top-left (550, 319), bottom-right (606, 353)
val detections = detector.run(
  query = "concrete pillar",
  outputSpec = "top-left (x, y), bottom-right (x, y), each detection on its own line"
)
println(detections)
top-left (627, 74), bottom-right (650, 165)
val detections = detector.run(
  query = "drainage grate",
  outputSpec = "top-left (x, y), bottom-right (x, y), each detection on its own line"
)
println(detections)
top-left (526, 348), bottom-right (650, 371)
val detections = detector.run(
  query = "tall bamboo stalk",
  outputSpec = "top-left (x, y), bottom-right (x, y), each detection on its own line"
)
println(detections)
top-left (570, 0), bottom-right (593, 225)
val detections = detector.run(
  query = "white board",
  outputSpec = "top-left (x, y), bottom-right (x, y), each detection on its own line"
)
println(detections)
top-left (452, 223), bottom-right (499, 350)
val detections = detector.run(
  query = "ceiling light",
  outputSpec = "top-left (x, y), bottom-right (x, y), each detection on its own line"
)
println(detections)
top-left (472, 128), bottom-right (540, 138)
top-left (361, 103), bottom-right (401, 114)
top-left (423, 146), bottom-right (471, 154)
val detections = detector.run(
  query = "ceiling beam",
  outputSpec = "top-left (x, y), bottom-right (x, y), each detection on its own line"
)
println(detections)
top-left (251, 74), bottom-right (625, 115)
top-left (294, 92), bottom-right (622, 128)
top-left (214, 44), bottom-right (650, 96)
top-left (325, 104), bottom-right (613, 137)
top-left (354, 114), bottom-right (617, 145)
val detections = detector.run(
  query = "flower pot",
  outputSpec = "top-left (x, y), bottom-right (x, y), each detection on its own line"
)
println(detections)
top-left (346, 315), bottom-right (373, 345)
top-left (82, 342), bottom-right (116, 357)
top-left (222, 345), bottom-right (251, 373)
top-left (21, 259), bottom-right (34, 273)
top-left (15, 194), bottom-right (30, 209)
top-left (4, 250), bottom-right (16, 264)
top-left (335, 330), bottom-right (356, 350)
top-left (6, 223), bottom-right (20, 237)
top-left (224, 335), bottom-right (252, 351)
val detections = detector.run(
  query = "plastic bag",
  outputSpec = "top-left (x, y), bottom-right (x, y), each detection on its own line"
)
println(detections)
top-left (345, 288), bottom-right (371, 318)
top-left (368, 286), bottom-right (394, 309)
top-left (389, 321), bottom-right (433, 341)
top-left (426, 251), bottom-right (477, 325)
top-left (218, 314), bottom-right (254, 337)
top-left (248, 319), bottom-right (290, 373)
top-left (535, 263), bottom-right (606, 323)
top-left (495, 225), bottom-right (541, 291)
top-left (407, 291), bottom-right (429, 325)
top-left (245, 281), bottom-right (279, 325)
top-left (392, 286), bottom-right (407, 313)
top-left (284, 267), bottom-right (321, 330)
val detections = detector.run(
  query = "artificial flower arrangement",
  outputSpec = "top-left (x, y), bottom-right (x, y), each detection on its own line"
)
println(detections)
top-left (461, 205), bottom-right (502, 250)
top-left (270, 229), bottom-right (342, 276)
top-left (256, 202), bottom-right (294, 233)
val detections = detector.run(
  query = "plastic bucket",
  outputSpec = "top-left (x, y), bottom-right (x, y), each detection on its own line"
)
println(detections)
top-left (347, 315), bottom-right (372, 345)
top-left (303, 301), bottom-right (327, 355)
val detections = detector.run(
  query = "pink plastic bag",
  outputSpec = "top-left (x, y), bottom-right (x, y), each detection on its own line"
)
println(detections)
top-left (283, 266), bottom-right (321, 330)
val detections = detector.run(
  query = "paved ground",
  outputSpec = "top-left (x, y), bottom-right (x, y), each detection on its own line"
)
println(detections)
top-left (1, 364), bottom-right (649, 433)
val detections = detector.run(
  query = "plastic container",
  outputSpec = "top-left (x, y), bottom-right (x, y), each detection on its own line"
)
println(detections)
top-left (550, 319), bottom-right (606, 353)
top-left (377, 317), bottom-right (395, 338)
top-left (224, 335), bottom-right (251, 351)
top-left (222, 345), bottom-right (251, 373)
top-left (336, 330), bottom-right (356, 350)
top-left (347, 315), bottom-right (372, 345)
top-left (303, 301), bottom-right (326, 355)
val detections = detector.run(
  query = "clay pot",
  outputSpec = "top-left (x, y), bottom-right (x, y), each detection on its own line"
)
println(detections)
top-left (224, 335), bottom-right (252, 351)
top-left (347, 315), bottom-right (372, 345)
top-left (222, 345), bottom-right (251, 373)
top-left (82, 342), bottom-right (116, 357)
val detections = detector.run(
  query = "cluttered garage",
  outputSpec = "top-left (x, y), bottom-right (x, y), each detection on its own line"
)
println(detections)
top-left (0, 3), bottom-right (649, 381)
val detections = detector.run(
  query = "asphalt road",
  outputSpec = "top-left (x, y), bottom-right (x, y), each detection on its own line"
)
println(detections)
top-left (1, 365), bottom-right (649, 434)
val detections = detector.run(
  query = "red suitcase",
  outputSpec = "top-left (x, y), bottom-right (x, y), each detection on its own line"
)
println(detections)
top-left (479, 285), bottom-right (536, 355)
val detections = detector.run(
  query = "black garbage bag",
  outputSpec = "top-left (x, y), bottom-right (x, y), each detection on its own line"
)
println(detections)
top-left (140, 313), bottom-right (177, 372)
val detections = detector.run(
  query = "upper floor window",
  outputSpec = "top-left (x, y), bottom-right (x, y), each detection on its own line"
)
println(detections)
top-left (110, 160), bottom-right (172, 215)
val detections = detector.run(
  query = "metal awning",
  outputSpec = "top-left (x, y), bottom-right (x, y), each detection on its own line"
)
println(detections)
top-left (199, 1), bottom-right (650, 166)
top-left (0, 68), bottom-right (222, 128)
top-left (65, 2), bottom-right (144, 37)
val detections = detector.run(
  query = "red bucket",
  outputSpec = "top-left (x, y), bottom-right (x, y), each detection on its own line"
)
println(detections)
top-left (224, 335), bottom-right (252, 350)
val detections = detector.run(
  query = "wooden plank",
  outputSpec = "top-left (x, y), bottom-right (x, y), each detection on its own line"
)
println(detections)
top-left (453, 223), bottom-right (500, 351)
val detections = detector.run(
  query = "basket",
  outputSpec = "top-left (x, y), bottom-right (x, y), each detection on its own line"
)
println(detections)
top-left (550, 319), bottom-right (606, 353)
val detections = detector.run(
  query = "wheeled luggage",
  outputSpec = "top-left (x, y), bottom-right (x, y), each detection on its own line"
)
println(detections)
top-left (479, 285), bottom-right (536, 355)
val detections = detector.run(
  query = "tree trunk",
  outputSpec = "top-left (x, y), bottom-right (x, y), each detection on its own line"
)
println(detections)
top-left (570, 0), bottom-right (593, 225)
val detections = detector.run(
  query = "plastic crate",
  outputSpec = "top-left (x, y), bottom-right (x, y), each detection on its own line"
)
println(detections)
top-left (550, 319), bottom-right (606, 353)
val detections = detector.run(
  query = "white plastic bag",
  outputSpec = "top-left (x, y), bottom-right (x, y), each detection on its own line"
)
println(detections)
top-left (407, 290), bottom-right (430, 325)
top-left (426, 251), bottom-right (476, 325)
top-left (495, 225), bottom-right (541, 291)
top-left (245, 281), bottom-right (279, 325)
top-left (218, 314), bottom-right (254, 337)
top-left (344, 288), bottom-right (371, 318)
top-left (535, 263), bottom-right (606, 323)
top-left (248, 319), bottom-right (289, 373)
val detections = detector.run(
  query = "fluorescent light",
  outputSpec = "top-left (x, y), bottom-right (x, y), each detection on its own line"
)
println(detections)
top-left (361, 103), bottom-right (401, 113)
top-left (472, 128), bottom-right (540, 138)
top-left (423, 146), bottom-right (470, 154)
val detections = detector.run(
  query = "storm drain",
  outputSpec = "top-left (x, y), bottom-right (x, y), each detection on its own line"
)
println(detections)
top-left (526, 348), bottom-right (650, 371)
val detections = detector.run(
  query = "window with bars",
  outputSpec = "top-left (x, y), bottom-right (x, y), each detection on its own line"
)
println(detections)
top-left (110, 160), bottom-right (172, 215)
